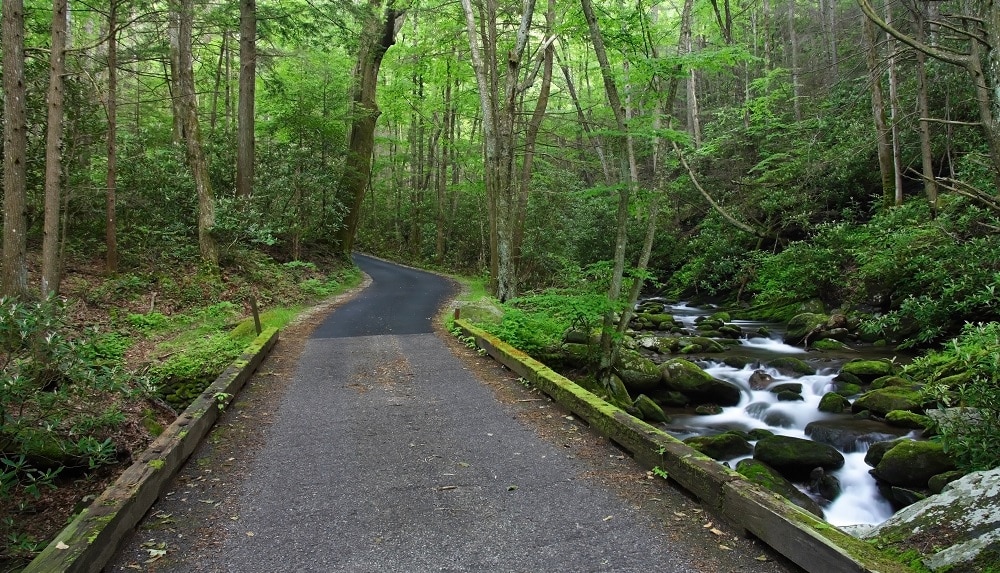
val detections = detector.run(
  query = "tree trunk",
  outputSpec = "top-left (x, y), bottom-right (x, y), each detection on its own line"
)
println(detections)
top-left (173, 0), bottom-right (219, 266)
top-left (913, 1), bottom-right (938, 214)
top-left (42, 0), bottom-right (68, 296)
top-left (863, 15), bottom-right (894, 207)
top-left (513, 0), bottom-right (555, 277)
top-left (460, 0), bottom-right (537, 301)
top-left (105, 1), bottom-right (120, 274)
top-left (1, 0), bottom-right (29, 298)
top-left (236, 0), bottom-right (256, 198)
top-left (336, 0), bottom-right (401, 260)
top-left (885, 0), bottom-right (904, 205)
top-left (788, 0), bottom-right (801, 121)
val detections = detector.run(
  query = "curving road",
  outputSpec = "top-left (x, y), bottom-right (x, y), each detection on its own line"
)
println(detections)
top-left (109, 255), bottom-right (798, 572)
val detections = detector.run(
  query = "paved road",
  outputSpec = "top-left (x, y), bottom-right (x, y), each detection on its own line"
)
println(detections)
top-left (109, 255), bottom-right (797, 572)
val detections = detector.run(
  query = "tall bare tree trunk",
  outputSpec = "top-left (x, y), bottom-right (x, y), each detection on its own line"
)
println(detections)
top-left (513, 0), bottom-right (555, 277)
top-left (885, 1), bottom-right (904, 205)
top-left (913, 1), bottom-right (938, 214)
top-left (460, 0), bottom-right (538, 301)
top-left (2, 0), bottom-right (29, 298)
top-left (42, 0), bottom-right (68, 296)
top-left (788, 0), bottom-right (802, 121)
top-left (236, 0), bottom-right (256, 198)
top-left (863, 15), bottom-right (894, 207)
top-left (336, 0), bottom-right (402, 260)
top-left (579, 0), bottom-right (642, 382)
top-left (105, 1), bottom-right (120, 274)
top-left (172, 0), bottom-right (219, 266)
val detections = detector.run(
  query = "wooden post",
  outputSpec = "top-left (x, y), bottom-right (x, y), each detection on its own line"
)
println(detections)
top-left (249, 296), bottom-right (262, 335)
top-left (453, 307), bottom-right (461, 320)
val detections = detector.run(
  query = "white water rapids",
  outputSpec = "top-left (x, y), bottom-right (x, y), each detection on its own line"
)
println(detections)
top-left (652, 305), bottom-right (901, 527)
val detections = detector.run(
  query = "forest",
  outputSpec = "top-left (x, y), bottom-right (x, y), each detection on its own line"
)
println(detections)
top-left (1, 0), bottom-right (999, 567)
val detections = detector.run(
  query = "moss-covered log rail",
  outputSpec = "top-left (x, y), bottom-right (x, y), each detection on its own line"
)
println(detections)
top-left (454, 319), bottom-right (914, 573)
top-left (23, 328), bottom-right (280, 573)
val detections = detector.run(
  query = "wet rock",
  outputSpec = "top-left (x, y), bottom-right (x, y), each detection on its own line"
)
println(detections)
top-left (889, 486), bottom-right (927, 508)
top-left (833, 370), bottom-right (864, 388)
top-left (614, 349), bottom-right (661, 393)
top-left (864, 438), bottom-right (906, 467)
top-left (657, 337), bottom-right (681, 354)
top-left (817, 327), bottom-right (850, 342)
top-left (659, 358), bottom-right (743, 406)
top-left (884, 410), bottom-right (933, 430)
top-left (709, 311), bottom-right (732, 323)
top-left (784, 313), bottom-right (829, 346)
top-left (677, 336), bottom-right (726, 353)
top-left (639, 313), bottom-right (675, 328)
top-left (695, 404), bottom-right (723, 415)
top-left (736, 459), bottom-right (824, 517)
top-left (717, 325), bottom-right (743, 339)
top-left (747, 428), bottom-right (775, 441)
top-left (636, 301), bottom-right (666, 314)
top-left (776, 390), bottom-right (804, 402)
top-left (805, 419), bottom-right (910, 452)
top-left (851, 387), bottom-right (925, 417)
top-left (840, 359), bottom-right (896, 385)
top-left (767, 357), bottom-right (816, 377)
top-left (811, 339), bottom-right (852, 351)
top-left (684, 432), bottom-right (752, 460)
top-left (831, 380), bottom-right (861, 397)
top-left (873, 440), bottom-right (956, 488)
top-left (861, 468), bottom-right (1000, 573)
top-left (818, 392), bottom-right (850, 414)
top-left (762, 410), bottom-right (796, 428)
top-left (724, 355), bottom-right (754, 369)
top-left (928, 470), bottom-right (965, 494)
top-left (809, 467), bottom-right (842, 502)
top-left (771, 382), bottom-right (803, 394)
top-left (748, 369), bottom-right (774, 390)
top-left (634, 394), bottom-right (670, 423)
top-left (754, 435), bottom-right (845, 480)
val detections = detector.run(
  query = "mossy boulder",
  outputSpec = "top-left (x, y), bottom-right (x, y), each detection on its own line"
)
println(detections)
top-left (864, 439), bottom-right (906, 467)
top-left (840, 359), bottom-right (896, 384)
top-left (709, 311), bottom-right (732, 323)
top-left (695, 404), bottom-right (724, 415)
top-left (606, 375), bottom-right (633, 410)
top-left (684, 432), bottom-right (752, 461)
top-left (558, 343), bottom-right (594, 369)
top-left (747, 428), bottom-right (775, 441)
top-left (457, 300), bottom-right (505, 325)
top-left (811, 338), bottom-right (852, 351)
top-left (614, 349), bottom-right (662, 393)
top-left (639, 313), bottom-right (675, 328)
top-left (776, 390), bottom-right (804, 402)
top-left (767, 357), bottom-right (816, 377)
top-left (884, 410), bottom-right (933, 430)
top-left (818, 392), bottom-right (851, 413)
top-left (870, 375), bottom-right (912, 390)
top-left (634, 394), bottom-right (670, 423)
top-left (723, 355), bottom-right (754, 369)
top-left (753, 435), bottom-right (845, 480)
top-left (636, 301), bottom-right (666, 314)
top-left (851, 386), bottom-right (924, 417)
top-left (872, 439), bottom-right (956, 488)
top-left (928, 470), bottom-right (966, 494)
top-left (771, 382), bottom-right (803, 395)
top-left (833, 370), bottom-right (863, 387)
top-left (656, 337), bottom-right (681, 354)
top-left (659, 358), bottom-right (742, 406)
top-left (784, 313), bottom-right (829, 346)
top-left (736, 459), bottom-right (824, 517)
top-left (677, 336), bottom-right (726, 353)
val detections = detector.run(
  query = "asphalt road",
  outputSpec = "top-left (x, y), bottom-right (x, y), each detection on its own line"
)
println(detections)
top-left (108, 255), bottom-right (799, 572)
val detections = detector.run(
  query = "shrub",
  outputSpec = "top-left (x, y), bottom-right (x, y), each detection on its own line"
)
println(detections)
top-left (909, 322), bottom-right (1000, 472)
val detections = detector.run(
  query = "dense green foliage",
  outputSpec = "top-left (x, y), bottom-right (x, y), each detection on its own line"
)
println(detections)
top-left (908, 323), bottom-right (1000, 472)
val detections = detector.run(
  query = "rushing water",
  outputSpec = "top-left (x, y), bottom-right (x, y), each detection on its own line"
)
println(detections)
top-left (648, 302), bottom-right (903, 527)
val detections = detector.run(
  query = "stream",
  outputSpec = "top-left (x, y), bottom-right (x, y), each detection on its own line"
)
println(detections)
top-left (646, 301), bottom-right (913, 527)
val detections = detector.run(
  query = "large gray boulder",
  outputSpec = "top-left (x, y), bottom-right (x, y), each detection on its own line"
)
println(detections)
top-left (784, 313), bottom-right (829, 346)
top-left (659, 358), bottom-right (742, 406)
top-left (456, 300), bottom-right (504, 324)
top-left (861, 468), bottom-right (1000, 572)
